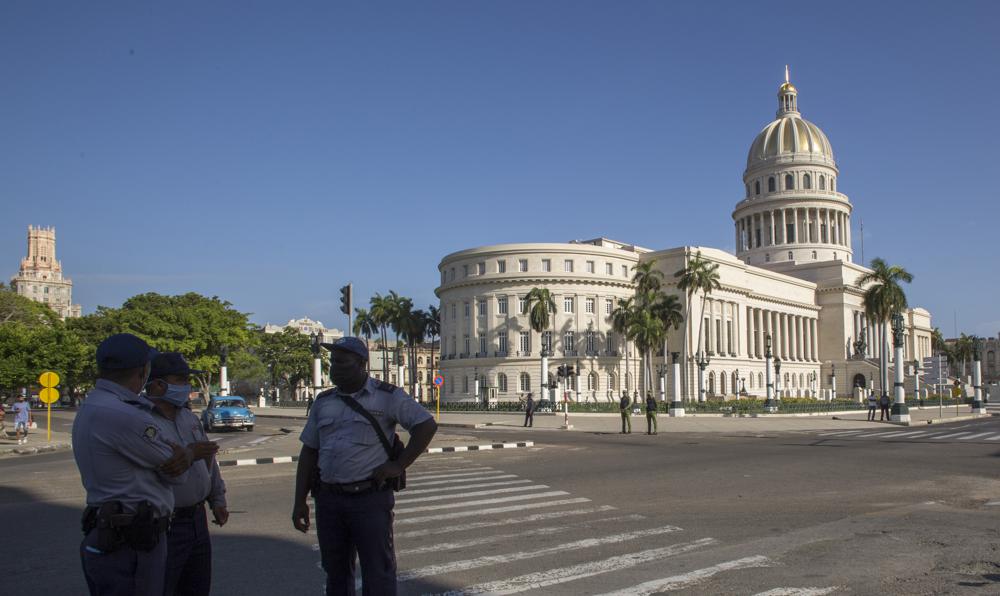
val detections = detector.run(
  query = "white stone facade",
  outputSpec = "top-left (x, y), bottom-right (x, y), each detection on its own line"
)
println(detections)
top-left (435, 74), bottom-right (934, 403)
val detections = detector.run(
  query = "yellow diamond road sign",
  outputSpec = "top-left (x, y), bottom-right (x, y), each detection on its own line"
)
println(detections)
top-left (39, 387), bottom-right (60, 404)
top-left (39, 371), bottom-right (61, 388)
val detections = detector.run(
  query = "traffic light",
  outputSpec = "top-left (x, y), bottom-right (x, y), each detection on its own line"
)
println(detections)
top-left (339, 284), bottom-right (352, 315)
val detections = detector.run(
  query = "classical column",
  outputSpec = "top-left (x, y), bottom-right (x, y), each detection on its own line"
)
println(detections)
top-left (754, 308), bottom-right (762, 358)
top-left (781, 314), bottom-right (790, 360)
top-left (792, 208), bottom-right (799, 244)
top-left (811, 319), bottom-right (819, 361)
top-left (769, 211), bottom-right (776, 245)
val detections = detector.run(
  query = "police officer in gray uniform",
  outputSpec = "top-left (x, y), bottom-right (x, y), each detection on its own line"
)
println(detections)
top-left (146, 352), bottom-right (227, 596)
top-left (74, 334), bottom-right (196, 596)
top-left (292, 336), bottom-right (438, 596)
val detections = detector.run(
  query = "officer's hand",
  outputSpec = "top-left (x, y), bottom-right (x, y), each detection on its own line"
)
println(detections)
top-left (292, 501), bottom-right (310, 533)
top-left (212, 505), bottom-right (229, 527)
top-left (190, 440), bottom-right (219, 462)
top-left (160, 443), bottom-right (194, 477)
top-left (372, 461), bottom-right (404, 486)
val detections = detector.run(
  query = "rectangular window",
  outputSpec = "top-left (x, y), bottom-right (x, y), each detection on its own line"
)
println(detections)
top-left (519, 331), bottom-right (530, 354)
top-left (586, 330), bottom-right (596, 353)
top-left (479, 335), bottom-right (487, 356)
top-left (497, 260), bottom-right (506, 273)
top-left (497, 296), bottom-right (508, 315)
top-left (463, 335), bottom-right (470, 355)
top-left (564, 259), bottom-right (574, 272)
top-left (451, 304), bottom-right (457, 319)
top-left (44, 287), bottom-right (49, 294)
top-left (542, 331), bottom-right (553, 353)
top-left (586, 260), bottom-right (595, 273)
top-left (585, 297), bottom-right (595, 314)
top-left (621, 264), bottom-right (628, 277)
top-left (606, 263), bottom-right (613, 275)
top-left (520, 373), bottom-right (530, 392)
top-left (463, 264), bottom-right (469, 277)
top-left (564, 297), bottom-right (574, 313)
top-left (498, 332), bottom-right (508, 355)
top-left (605, 299), bottom-right (614, 315)
top-left (450, 336), bottom-right (456, 355)
top-left (542, 259), bottom-right (551, 272)
top-left (464, 302), bottom-right (470, 317)
top-left (450, 268), bottom-right (456, 281)
top-left (518, 297), bottom-right (527, 313)
top-left (786, 224), bottom-right (795, 243)
top-left (563, 331), bottom-right (575, 354)
top-left (477, 262), bottom-right (486, 275)
top-left (518, 259), bottom-right (528, 272)
top-left (463, 376), bottom-right (469, 393)
top-left (477, 299), bottom-right (486, 316)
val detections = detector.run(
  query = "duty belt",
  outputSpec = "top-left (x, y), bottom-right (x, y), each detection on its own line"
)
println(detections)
top-left (173, 501), bottom-right (206, 518)
top-left (319, 479), bottom-right (388, 495)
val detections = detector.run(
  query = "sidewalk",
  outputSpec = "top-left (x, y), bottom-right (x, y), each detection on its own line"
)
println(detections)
top-left (0, 427), bottom-right (72, 456)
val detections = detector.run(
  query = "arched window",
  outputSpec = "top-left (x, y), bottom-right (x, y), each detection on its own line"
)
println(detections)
top-left (755, 181), bottom-right (761, 195)
top-left (812, 251), bottom-right (818, 259)
top-left (988, 351), bottom-right (995, 365)
top-left (708, 372), bottom-right (716, 395)
top-left (588, 372), bottom-right (599, 391)
top-left (608, 373), bottom-right (617, 391)
top-left (765, 253), bottom-right (770, 262)
top-left (497, 373), bottom-right (507, 393)
top-left (757, 372), bottom-right (764, 389)
top-left (788, 251), bottom-right (793, 260)
top-left (418, 356), bottom-right (424, 365)
top-left (784, 174), bottom-right (794, 190)
top-left (519, 372), bottom-right (530, 392)
top-left (749, 373), bottom-right (754, 389)
top-left (803, 174), bottom-right (811, 189)
top-left (768, 177), bottom-right (776, 192)
top-left (746, 184), bottom-right (751, 197)
top-left (819, 175), bottom-right (826, 190)
top-left (785, 372), bottom-right (791, 387)
top-left (720, 371), bottom-right (727, 395)
top-left (799, 373), bottom-right (805, 389)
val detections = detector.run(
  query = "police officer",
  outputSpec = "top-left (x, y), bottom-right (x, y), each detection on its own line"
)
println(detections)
top-left (645, 391), bottom-right (658, 435)
top-left (523, 392), bottom-right (535, 427)
top-left (292, 337), bottom-right (437, 595)
top-left (146, 353), bottom-right (227, 596)
top-left (73, 334), bottom-right (196, 596)
top-left (619, 391), bottom-right (632, 434)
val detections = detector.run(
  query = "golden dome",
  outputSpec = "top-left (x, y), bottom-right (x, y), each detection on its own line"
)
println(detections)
top-left (778, 82), bottom-right (797, 94)
top-left (746, 115), bottom-right (835, 171)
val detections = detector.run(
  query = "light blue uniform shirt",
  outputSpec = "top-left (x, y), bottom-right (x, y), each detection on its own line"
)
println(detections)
top-left (73, 379), bottom-right (189, 517)
top-left (300, 377), bottom-right (433, 484)
top-left (149, 406), bottom-right (227, 509)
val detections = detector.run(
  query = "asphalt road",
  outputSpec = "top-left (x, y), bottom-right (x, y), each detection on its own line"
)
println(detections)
top-left (2, 416), bottom-right (998, 595)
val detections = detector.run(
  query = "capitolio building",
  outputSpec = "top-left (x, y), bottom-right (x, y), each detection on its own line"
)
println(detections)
top-left (435, 73), bottom-right (933, 408)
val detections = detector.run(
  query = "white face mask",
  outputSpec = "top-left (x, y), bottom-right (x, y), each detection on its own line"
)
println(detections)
top-left (160, 384), bottom-right (192, 407)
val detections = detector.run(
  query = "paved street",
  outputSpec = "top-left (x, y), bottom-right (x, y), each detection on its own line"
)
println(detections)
top-left (2, 413), bottom-right (999, 595)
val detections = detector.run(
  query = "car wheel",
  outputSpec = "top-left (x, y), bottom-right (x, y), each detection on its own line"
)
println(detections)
top-left (206, 420), bottom-right (214, 432)
top-left (246, 425), bottom-right (253, 432)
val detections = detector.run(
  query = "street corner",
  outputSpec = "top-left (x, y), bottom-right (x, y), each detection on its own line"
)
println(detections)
top-left (0, 441), bottom-right (71, 457)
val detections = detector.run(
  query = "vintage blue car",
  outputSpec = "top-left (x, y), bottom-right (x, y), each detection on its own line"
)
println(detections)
top-left (201, 396), bottom-right (255, 432)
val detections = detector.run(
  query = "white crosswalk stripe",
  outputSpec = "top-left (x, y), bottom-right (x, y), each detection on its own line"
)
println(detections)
top-left (753, 588), bottom-right (841, 596)
top-left (592, 555), bottom-right (773, 595)
top-left (395, 483), bottom-right (551, 504)
top-left (956, 432), bottom-right (996, 440)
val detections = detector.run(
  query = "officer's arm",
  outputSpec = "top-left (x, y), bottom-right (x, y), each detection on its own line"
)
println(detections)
top-left (397, 418), bottom-right (437, 469)
top-left (208, 457), bottom-right (227, 508)
top-left (112, 416), bottom-right (191, 483)
top-left (292, 445), bottom-right (319, 533)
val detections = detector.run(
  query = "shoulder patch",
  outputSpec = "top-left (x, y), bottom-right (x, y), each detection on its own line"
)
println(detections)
top-left (143, 425), bottom-right (158, 440)
top-left (316, 388), bottom-right (337, 399)
top-left (374, 380), bottom-right (398, 393)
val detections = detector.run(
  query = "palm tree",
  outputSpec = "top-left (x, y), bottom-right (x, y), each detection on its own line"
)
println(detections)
top-left (632, 261), bottom-right (664, 296)
top-left (952, 333), bottom-right (974, 380)
top-left (523, 288), bottom-right (556, 398)
top-left (612, 297), bottom-right (638, 395)
top-left (368, 293), bottom-right (395, 381)
top-left (627, 304), bottom-right (666, 395)
top-left (398, 307), bottom-right (427, 397)
top-left (385, 291), bottom-right (414, 386)
top-left (424, 305), bottom-right (441, 401)
top-left (352, 307), bottom-right (378, 373)
top-left (931, 327), bottom-right (946, 353)
top-left (857, 257), bottom-right (913, 396)
top-left (674, 251), bottom-right (721, 400)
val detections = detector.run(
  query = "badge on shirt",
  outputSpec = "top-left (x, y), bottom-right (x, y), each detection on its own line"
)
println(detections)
top-left (144, 426), bottom-right (158, 440)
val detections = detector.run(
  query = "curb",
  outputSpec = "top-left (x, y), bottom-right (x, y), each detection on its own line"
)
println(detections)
top-left (0, 442), bottom-right (71, 456)
top-left (253, 412), bottom-right (488, 429)
top-left (217, 441), bottom-right (535, 467)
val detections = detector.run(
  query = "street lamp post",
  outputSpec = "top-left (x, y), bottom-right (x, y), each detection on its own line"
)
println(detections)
top-left (219, 345), bottom-right (230, 397)
top-left (733, 368), bottom-right (740, 399)
top-left (912, 360), bottom-right (922, 407)
top-left (774, 357), bottom-right (782, 400)
top-left (657, 363), bottom-right (667, 403)
top-left (540, 348), bottom-right (551, 403)
top-left (764, 334), bottom-right (777, 412)
top-left (830, 363), bottom-right (837, 400)
top-left (473, 368), bottom-right (480, 406)
top-left (808, 371), bottom-right (817, 399)
top-left (669, 352), bottom-right (684, 417)
top-left (695, 351), bottom-right (711, 403)
top-left (972, 337), bottom-right (985, 414)
top-left (575, 359), bottom-right (581, 403)
top-left (890, 312), bottom-right (910, 423)
top-left (310, 333), bottom-right (322, 400)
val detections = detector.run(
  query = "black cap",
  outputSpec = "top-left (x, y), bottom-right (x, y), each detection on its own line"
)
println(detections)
top-left (320, 336), bottom-right (369, 360)
top-left (96, 334), bottom-right (158, 370)
top-left (150, 352), bottom-right (205, 379)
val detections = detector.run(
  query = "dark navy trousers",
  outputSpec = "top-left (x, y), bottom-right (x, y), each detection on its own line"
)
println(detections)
top-left (164, 504), bottom-right (212, 596)
top-left (80, 527), bottom-right (167, 596)
top-left (315, 486), bottom-right (396, 596)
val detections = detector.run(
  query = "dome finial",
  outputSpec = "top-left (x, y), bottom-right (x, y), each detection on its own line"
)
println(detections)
top-left (785, 64), bottom-right (789, 84)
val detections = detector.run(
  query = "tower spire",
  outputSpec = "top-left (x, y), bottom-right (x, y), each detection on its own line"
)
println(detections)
top-left (785, 64), bottom-right (789, 84)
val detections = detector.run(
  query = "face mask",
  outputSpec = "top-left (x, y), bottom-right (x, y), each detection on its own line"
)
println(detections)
top-left (331, 368), bottom-right (366, 392)
top-left (159, 383), bottom-right (192, 407)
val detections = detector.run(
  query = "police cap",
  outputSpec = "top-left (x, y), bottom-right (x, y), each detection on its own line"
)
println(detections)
top-left (150, 352), bottom-right (205, 379)
top-left (321, 336), bottom-right (369, 361)
top-left (96, 333), bottom-right (158, 370)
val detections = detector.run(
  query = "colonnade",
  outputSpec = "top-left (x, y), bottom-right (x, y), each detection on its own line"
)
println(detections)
top-left (745, 306), bottom-right (818, 362)
top-left (736, 206), bottom-right (851, 251)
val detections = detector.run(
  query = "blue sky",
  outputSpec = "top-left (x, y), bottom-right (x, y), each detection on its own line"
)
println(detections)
top-left (2, 1), bottom-right (998, 336)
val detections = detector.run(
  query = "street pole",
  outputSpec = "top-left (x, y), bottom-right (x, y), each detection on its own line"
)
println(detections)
top-left (670, 352), bottom-right (684, 417)
top-left (972, 337), bottom-right (985, 414)
top-left (658, 365), bottom-right (666, 403)
top-left (831, 364), bottom-right (837, 401)
top-left (890, 313), bottom-right (910, 423)
top-left (764, 333), bottom-right (777, 413)
top-left (540, 349), bottom-right (549, 403)
top-left (575, 360), bottom-right (581, 403)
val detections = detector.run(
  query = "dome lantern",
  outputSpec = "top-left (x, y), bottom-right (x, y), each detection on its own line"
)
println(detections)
top-left (777, 65), bottom-right (799, 117)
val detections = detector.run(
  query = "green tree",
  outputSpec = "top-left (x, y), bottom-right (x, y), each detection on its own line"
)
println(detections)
top-left (611, 297), bottom-right (638, 394)
top-left (352, 307), bottom-right (378, 372)
top-left (674, 251), bottom-right (721, 400)
top-left (0, 282), bottom-right (60, 326)
top-left (857, 257), bottom-right (913, 392)
top-left (424, 305), bottom-right (441, 400)
top-left (255, 328), bottom-right (313, 399)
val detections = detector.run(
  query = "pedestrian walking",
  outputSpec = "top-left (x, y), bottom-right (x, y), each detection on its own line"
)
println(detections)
top-left (867, 390), bottom-right (877, 421)
top-left (146, 353), bottom-right (228, 596)
top-left (73, 334), bottom-right (196, 596)
top-left (619, 392), bottom-right (632, 434)
top-left (305, 394), bottom-right (314, 416)
top-left (645, 392), bottom-right (657, 435)
top-left (292, 336), bottom-right (438, 596)
top-left (879, 392), bottom-right (890, 421)
top-left (13, 394), bottom-right (32, 445)
top-left (523, 392), bottom-right (534, 427)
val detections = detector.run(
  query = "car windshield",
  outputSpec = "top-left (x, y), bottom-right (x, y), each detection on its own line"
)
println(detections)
top-left (213, 399), bottom-right (246, 408)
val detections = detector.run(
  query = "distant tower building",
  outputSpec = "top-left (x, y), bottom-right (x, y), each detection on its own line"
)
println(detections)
top-left (10, 225), bottom-right (82, 319)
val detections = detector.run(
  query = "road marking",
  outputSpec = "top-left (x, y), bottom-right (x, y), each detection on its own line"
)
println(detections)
top-left (431, 537), bottom-right (718, 595)
top-left (985, 434), bottom-right (1000, 441)
top-left (956, 432), bottom-right (996, 440)
top-left (930, 432), bottom-right (974, 440)
top-left (862, 431), bottom-right (910, 437)
top-left (754, 588), bottom-right (840, 596)
top-left (395, 504), bottom-right (617, 538)
top-left (397, 525), bottom-right (683, 582)
top-left (887, 430), bottom-right (928, 438)
top-left (396, 484), bottom-right (551, 504)
top-left (817, 430), bottom-right (864, 436)
top-left (247, 435), bottom-right (272, 445)
top-left (397, 514), bottom-right (645, 555)
top-left (394, 497), bottom-right (592, 525)
top-left (402, 478), bottom-right (531, 496)
top-left (593, 555), bottom-right (773, 595)
top-left (408, 470), bottom-right (499, 481)
top-left (407, 474), bottom-right (520, 488)
top-left (395, 491), bottom-right (570, 514)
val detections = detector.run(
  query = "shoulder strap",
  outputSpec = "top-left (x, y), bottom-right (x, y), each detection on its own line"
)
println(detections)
top-left (338, 393), bottom-right (394, 458)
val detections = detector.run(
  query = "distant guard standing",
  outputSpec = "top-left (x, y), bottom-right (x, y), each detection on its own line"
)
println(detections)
top-left (523, 392), bottom-right (535, 427)
top-left (146, 353), bottom-right (228, 596)
top-left (619, 391), bottom-right (632, 434)
top-left (645, 392), bottom-right (657, 435)
top-left (292, 336), bottom-right (438, 595)
top-left (73, 334), bottom-right (195, 596)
